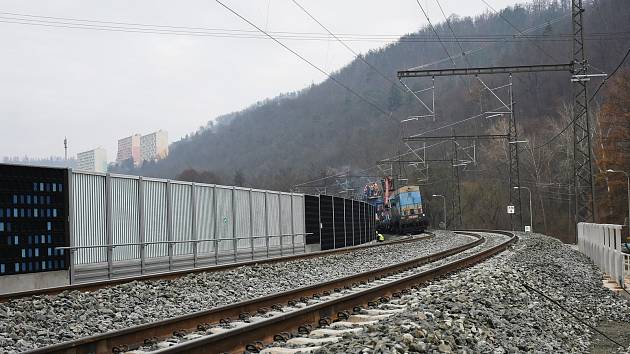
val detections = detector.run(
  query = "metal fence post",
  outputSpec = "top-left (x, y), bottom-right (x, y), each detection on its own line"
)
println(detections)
top-left (291, 193), bottom-right (295, 255)
top-left (166, 180), bottom-right (173, 271)
top-left (249, 188), bottom-right (255, 260)
top-left (105, 173), bottom-right (113, 279)
top-left (138, 176), bottom-right (146, 275)
top-left (191, 183), bottom-right (198, 269)
top-left (351, 200), bottom-right (355, 247)
top-left (302, 196), bottom-right (307, 254)
top-left (213, 185), bottom-right (219, 265)
top-left (332, 197), bottom-right (336, 249)
top-left (232, 187), bottom-right (237, 263)
top-left (318, 196), bottom-right (322, 248)
top-left (264, 191), bottom-right (269, 259)
top-left (278, 193), bottom-right (283, 256)
top-left (67, 168), bottom-right (75, 285)
top-left (343, 199), bottom-right (347, 248)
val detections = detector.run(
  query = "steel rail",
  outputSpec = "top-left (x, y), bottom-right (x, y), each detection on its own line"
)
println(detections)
top-left (23, 231), bottom-right (483, 354)
top-left (1, 233), bottom-right (434, 302)
top-left (151, 230), bottom-right (516, 354)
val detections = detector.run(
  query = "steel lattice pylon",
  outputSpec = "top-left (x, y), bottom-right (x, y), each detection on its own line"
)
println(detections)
top-left (507, 75), bottom-right (523, 230)
top-left (572, 0), bottom-right (595, 226)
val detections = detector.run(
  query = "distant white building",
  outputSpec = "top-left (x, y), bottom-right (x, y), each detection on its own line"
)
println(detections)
top-left (77, 147), bottom-right (108, 173)
top-left (116, 134), bottom-right (141, 166)
top-left (140, 130), bottom-right (168, 162)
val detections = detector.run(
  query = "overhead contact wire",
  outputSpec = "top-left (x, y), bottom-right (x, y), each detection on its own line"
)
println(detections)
top-left (214, 0), bottom-right (392, 119)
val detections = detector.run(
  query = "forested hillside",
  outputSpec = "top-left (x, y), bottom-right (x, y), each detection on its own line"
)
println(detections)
top-left (114, 0), bottom-right (630, 239)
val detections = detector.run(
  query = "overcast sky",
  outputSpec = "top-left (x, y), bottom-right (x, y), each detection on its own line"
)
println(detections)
top-left (0, 0), bottom-right (521, 160)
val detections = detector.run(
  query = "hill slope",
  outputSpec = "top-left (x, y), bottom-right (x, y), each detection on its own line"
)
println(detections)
top-left (118, 0), bottom-right (630, 193)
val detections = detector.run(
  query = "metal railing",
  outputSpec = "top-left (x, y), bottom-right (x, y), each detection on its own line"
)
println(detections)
top-left (577, 222), bottom-right (625, 288)
top-left (59, 232), bottom-right (310, 283)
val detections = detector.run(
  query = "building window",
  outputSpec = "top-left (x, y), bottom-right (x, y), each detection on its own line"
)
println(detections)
top-left (33, 182), bottom-right (38, 191)
top-left (7, 236), bottom-right (11, 245)
top-left (52, 184), bottom-right (57, 192)
top-left (40, 235), bottom-right (45, 244)
top-left (26, 195), bottom-right (31, 204)
top-left (28, 235), bottom-right (32, 244)
top-left (0, 222), bottom-right (4, 232)
top-left (12, 195), bottom-right (17, 204)
top-left (35, 248), bottom-right (39, 257)
top-left (58, 184), bottom-right (63, 192)
top-left (46, 196), bottom-right (51, 205)
top-left (14, 235), bottom-right (18, 245)
top-left (33, 195), bottom-right (38, 204)
top-left (47, 235), bottom-right (51, 243)
top-left (34, 209), bottom-right (38, 217)
top-left (15, 263), bottom-right (19, 273)
top-left (0, 264), bottom-right (4, 274)
top-left (53, 209), bottom-right (57, 217)
top-left (19, 195), bottom-right (24, 204)
top-left (40, 183), bottom-right (44, 191)
top-left (13, 209), bottom-right (18, 217)
top-left (47, 222), bottom-right (52, 231)
top-left (21, 249), bottom-right (26, 258)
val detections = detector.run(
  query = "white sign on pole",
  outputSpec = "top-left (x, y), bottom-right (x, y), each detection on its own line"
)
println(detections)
top-left (524, 225), bottom-right (531, 232)
top-left (507, 205), bottom-right (515, 214)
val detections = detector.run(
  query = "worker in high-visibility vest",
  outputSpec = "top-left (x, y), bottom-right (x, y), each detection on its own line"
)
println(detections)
top-left (377, 231), bottom-right (385, 242)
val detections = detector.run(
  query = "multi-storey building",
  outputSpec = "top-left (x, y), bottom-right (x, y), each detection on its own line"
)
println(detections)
top-left (140, 130), bottom-right (168, 162)
top-left (77, 147), bottom-right (107, 173)
top-left (116, 134), bottom-right (141, 166)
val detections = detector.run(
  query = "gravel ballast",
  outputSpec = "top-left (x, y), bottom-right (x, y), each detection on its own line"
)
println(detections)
top-left (0, 231), bottom-right (472, 353)
top-left (309, 232), bottom-right (630, 353)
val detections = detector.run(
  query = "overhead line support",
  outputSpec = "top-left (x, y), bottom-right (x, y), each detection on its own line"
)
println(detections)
top-left (397, 63), bottom-right (574, 78)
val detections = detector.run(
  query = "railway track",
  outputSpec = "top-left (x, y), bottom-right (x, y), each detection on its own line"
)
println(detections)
top-left (0, 233), bottom-right (432, 302)
top-left (23, 230), bottom-right (514, 354)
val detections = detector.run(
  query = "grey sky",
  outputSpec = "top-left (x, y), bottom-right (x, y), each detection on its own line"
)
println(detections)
top-left (0, 0), bottom-right (520, 160)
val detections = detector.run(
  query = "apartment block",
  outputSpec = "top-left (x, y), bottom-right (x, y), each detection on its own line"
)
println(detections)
top-left (116, 134), bottom-right (141, 166)
top-left (140, 130), bottom-right (169, 162)
top-left (77, 147), bottom-right (107, 173)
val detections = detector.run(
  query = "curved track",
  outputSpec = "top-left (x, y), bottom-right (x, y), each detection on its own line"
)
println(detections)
top-left (24, 230), bottom-right (514, 354)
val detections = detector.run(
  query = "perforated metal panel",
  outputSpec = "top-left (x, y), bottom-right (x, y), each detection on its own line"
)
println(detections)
top-left (266, 192), bottom-right (280, 247)
top-left (234, 189), bottom-right (251, 249)
top-left (215, 187), bottom-right (234, 252)
top-left (72, 172), bottom-right (107, 264)
top-left (110, 177), bottom-right (140, 261)
top-left (251, 191), bottom-right (266, 248)
top-left (194, 184), bottom-right (215, 254)
top-left (143, 180), bottom-right (168, 258)
top-left (292, 194), bottom-right (305, 246)
top-left (170, 182), bottom-right (193, 255)
top-left (280, 194), bottom-right (292, 248)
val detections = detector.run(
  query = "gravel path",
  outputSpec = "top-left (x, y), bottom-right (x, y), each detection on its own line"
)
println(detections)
top-left (0, 230), bottom-right (472, 353)
top-left (305, 232), bottom-right (630, 353)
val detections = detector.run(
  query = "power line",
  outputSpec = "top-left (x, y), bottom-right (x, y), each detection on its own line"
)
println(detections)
top-left (289, 0), bottom-right (404, 93)
top-left (414, 0), bottom-right (456, 67)
top-left (214, 0), bottom-right (391, 119)
top-left (478, 0), bottom-right (562, 63)
top-left (1, 11), bottom-right (627, 44)
top-left (588, 47), bottom-right (630, 101)
top-left (406, 14), bottom-right (570, 70)
top-left (533, 47), bottom-right (630, 150)
top-left (434, 0), bottom-right (469, 66)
